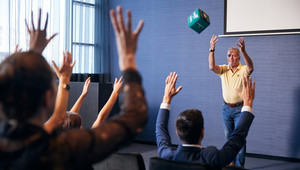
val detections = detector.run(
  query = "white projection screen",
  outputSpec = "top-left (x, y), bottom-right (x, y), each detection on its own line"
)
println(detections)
top-left (224, 0), bottom-right (300, 35)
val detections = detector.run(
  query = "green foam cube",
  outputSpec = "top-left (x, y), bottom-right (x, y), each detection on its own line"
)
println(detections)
top-left (188, 8), bottom-right (210, 34)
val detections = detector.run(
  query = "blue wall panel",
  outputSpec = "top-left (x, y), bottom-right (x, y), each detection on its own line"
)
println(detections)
top-left (108, 0), bottom-right (300, 159)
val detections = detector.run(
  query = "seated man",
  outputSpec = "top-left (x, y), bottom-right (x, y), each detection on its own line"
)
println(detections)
top-left (156, 72), bottom-right (255, 169)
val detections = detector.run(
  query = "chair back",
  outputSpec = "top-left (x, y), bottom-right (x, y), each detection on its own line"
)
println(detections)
top-left (149, 157), bottom-right (248, 170)
top-left (149, 157), bottom-right (210, 170)
top-left (94, 152), bottom-right (145, 170)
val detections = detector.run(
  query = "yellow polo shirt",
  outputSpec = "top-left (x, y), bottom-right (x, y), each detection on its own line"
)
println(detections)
top-left (218, 63), bottom-right (249, 104)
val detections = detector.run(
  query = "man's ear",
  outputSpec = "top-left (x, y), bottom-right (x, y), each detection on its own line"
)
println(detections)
top-left (199, 128), bottom-right (205, 141)
top-left (176, 130), bottom-right (178, 136)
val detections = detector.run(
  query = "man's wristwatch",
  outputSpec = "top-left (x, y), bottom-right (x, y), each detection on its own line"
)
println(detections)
top-left (209, 48), bottom-right (215, 52)
top-left (62, 83), bottom-right (71, 91)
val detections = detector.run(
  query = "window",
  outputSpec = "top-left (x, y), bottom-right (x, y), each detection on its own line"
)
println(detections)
top-left (72, 0), bottom-right (95, 73)
top-left (0, 0), bottom-right (68, 64)
top-left (0, 0), bottom-right (109, 75)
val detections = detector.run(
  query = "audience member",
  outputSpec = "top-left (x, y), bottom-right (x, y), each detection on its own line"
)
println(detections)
top-left (156, 72), bottom-right (255, 169)
top-left (62, 112), bottom-right (82, 129)
top-left (68, 76), bottom-right (123, 129)
top-left (44, 50), bottom-right (75, 133)
top-left (0, 6), bottom-right (147, 169)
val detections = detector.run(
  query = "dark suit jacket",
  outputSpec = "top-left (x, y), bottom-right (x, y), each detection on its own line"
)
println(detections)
top-left (155, 108), bottom-right (254, 168)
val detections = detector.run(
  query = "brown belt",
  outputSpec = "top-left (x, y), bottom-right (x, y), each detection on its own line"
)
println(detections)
top-left (224, 101), bottom-right (243, 108)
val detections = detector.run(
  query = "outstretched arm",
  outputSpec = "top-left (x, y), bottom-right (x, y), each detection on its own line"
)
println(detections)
top-left (25, 9), bottom-right (57, 54)
top-left (91, 76), bottom-right (123, 128)
top-left (44, 51), bottom-right (75, 133)
top-left (203, 76), bottom-right (255, 167)
top-left (70, 77), bottom-right (91, 113)
top-left (236, 37), bottom-right (254, 75)
top-left (208, 35), bottom-right (220, 74)
top-left (156, 72), bottom-right (182, 158)
top-left (55, 6), bottom-right (147, 165)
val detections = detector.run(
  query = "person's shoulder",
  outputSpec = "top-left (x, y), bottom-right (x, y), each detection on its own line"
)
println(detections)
top-left (202, 146), bottom-right (218, 152)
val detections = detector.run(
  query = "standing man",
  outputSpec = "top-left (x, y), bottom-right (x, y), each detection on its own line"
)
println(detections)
top-left (208, 35), bottom-right (254, 168)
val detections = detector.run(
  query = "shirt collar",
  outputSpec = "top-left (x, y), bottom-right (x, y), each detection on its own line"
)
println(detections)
top-left (227, 63), bottom-right (242, 69)
top-left (182, 144), bottom-right (202, 148)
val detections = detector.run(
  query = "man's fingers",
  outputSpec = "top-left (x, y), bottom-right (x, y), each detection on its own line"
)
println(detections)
top-left (235, 88), bottom-right (241, 94)
top-left (127, 10), bottom-right (132, 33)
top-left (176, 86), bottom-right (183, 94)
top-left (119, 76), bottom-right (123, 82)
top-left (135, 20), bottom-right (144, 36)
top-left (170, 72), bottom-right (176, 85)
top-left (242, 76), bottom-right (247, 88)
top-left (249, 77), bottom-right (252, 88)
top-left (110, 10), bottom-right (120, 34)
top-left (117, 6), bottom-right (126, 32)
top-left (173, 73), bottom-right (178, 85)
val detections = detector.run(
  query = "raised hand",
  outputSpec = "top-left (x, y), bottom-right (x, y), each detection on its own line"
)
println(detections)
top-left (25, 9), bottom-right (57, 54)
top-left (113, 76), bottom-right (123, 95)
top-left (110, 6), bottom-right (144, 71)
top-left (163, 72), bottom-right (183, 104)
top-left (210, 35), bottom-right (218, 50)
top-left (14, 45), bottom-right (22, 53)
top-left (81, 77), bottom-right (91, 97)
top-left (236, 37), bottom-right (246, 52)
top-left (235, 76), bottom-right (255, 107)
top-left (52, 51), bottom-right (75, 83)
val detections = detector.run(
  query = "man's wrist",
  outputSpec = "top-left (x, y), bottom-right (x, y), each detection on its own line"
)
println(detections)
top-left (162, 96), bottom-right (171, 104)
top-left (120, 54), bottom-right (137, 71)
top-left (243, 100), bottom-right (253, 107)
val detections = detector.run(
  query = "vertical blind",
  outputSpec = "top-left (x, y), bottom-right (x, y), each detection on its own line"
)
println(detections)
top-left (0, 0), bottom-right (110, 74)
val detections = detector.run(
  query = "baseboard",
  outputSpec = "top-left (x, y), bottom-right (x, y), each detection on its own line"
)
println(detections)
top-left (134, 140), bottom-right (300, 163)
top-left (246, 153), bottom-right (300, 163)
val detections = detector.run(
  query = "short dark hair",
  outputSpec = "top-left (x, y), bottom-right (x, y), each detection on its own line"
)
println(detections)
top-left (0, 51), bottom-right (54, 122)
top-left (175, 109), bottom-right (204, 144)
top-left (63, 112), bottom-right (82, 129)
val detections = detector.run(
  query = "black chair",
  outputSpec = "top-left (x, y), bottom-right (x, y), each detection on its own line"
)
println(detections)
top-left (149, 157), bottom-right (248, 170)
top-left (149, 157), bottom-right (211, 170)
top-left (93, 152), bottom-right (145, 170)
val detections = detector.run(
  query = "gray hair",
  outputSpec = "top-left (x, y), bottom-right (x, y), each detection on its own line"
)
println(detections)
top-left (228, 47), bottom-right (240, 56)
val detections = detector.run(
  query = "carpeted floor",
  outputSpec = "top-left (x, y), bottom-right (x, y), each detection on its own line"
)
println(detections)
top-left (94, 142), bottom-right (300, 170)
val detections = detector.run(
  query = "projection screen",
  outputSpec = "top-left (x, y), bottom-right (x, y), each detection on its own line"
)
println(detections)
top-left (224, 0), bottom-right (300, 35)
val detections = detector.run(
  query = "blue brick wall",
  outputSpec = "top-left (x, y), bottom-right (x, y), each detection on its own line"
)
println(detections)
top-left (108, 0), bottom-right (300, 159)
